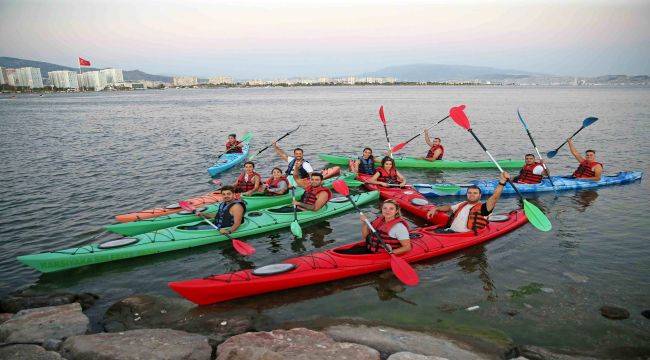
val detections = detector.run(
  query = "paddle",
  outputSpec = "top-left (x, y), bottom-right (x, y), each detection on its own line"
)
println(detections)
top-left (332, 179), bottom-right (419, 286)
top-left (248, 125), bottom-right (301, 160)
top-left (289, 187), bottom-right (303, 238)
top-left (415, 183), bottom-right (463, 196)
top-left (391, 115), bottom-right (451, 153)
top-left (448, 105), bottom-right (552, 232)
top-left (178, 201), bottom-right (256, 256)
top-left (378, 105), bottom-right (394, 158)
top-left (516, 109), bottom-right (555, 188)
top-left (546, 117), bottom-right (598, 158)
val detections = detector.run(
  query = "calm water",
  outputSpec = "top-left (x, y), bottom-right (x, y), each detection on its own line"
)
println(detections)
top-left (1, 87), bottom-right (648, 356)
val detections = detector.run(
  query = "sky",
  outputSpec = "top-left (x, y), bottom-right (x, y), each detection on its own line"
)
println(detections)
top-left (1, 0), bottom-right (648, 78)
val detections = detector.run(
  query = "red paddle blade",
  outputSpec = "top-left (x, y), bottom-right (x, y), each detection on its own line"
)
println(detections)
top-left (449, 104), bottom-right (470, 130)
top-left (389, 254), bottom-right (419, 286)
top-left (178, 201), bottom-right (196, 212)
top-left (391, 142), bottom-right (407, 153)
top-left (232, 239), bottom-right (256, 256)
top-left (379, 105), bottom-right (387, 125)
top-left (332, 179), bottom-right (350, 196)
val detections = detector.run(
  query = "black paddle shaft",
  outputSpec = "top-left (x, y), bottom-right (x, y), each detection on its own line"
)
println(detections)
top-left (552, 125), bottom-right (585, 153)
top-left (402, 115), bottom-right (451, 145)
top-left (346, 194), bottom-right (394, 254)
top-left (253, 125), bottom-right (301, 157)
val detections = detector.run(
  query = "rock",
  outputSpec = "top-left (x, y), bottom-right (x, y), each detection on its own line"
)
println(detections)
top-left (0, 303), bottom-right (88, 343)
top-left (506, 310), bottom-right (519, 316)
top-left (388, 351), bottom-right (449, 360)
top-left (42, 338), bottom-right (62, 351)
top-left (325, 324), bottom-right (490, 360)
top-left (599, 305), bottom-right (630, 320)
top-left (0, 291), bottom-right (98, 313)
top-left (641, 310), bottom-right (650, 319)
top-left (60, 328), bottom-right (211, 360)
top-left (0, 312), bottom-right (12, 324)
top-left (217, 327), bottom-right (380, 360)
top-left (0, 344), bottom-right (62, 360)
top-left (103, 294), bottom-right (255, 343)
top-left (562, 272), bottom-right (588, 283)
top-left (519, 345), bottom-right (599, 359)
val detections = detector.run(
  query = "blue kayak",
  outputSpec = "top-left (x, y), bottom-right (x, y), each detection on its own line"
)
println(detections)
top-left (207, 132), bottom-right (253, 177)
top-left (414, 171), bottom-right (643, 197)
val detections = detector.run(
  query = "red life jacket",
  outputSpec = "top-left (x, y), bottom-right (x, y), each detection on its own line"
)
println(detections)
top-left (376, 167), bottom-right (399, 184)
top-left (235, 171), bottom-right (260, 192)
top-left (447, 202), bottom-right (489, 234)
top-left (517, 162), bottom-right (544, 184)
top-left (225, 140), bottom-right (243, 153)
top-left (264, 175), bottom-right (288, 189)
top-left (366, 216), bottom-right (410, 253)
top-left (573, 160), bottom-right (603, 178)
top-left (300, 185), bottom-right (332, 205)
top-left (426, 144), bottom-right (444, 160)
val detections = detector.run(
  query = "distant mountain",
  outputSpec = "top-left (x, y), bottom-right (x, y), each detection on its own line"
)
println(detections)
top-left (0, 57), bottom-right (172, 82)
top-left (360, 63), bottom-right (541, 82)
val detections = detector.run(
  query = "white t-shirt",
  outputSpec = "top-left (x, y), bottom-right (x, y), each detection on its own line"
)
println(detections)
top-left (387, 223), bottom-right (410, 241)
top-left (448, 202), bottom-right (491, 233)
top-left (287, 156), bottom-right (314, 173)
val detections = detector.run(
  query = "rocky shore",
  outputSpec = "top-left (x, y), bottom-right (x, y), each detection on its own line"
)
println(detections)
top-left (0, 291), bottom-right (644, 359)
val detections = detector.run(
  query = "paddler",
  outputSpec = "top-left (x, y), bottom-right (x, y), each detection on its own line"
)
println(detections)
top-left (514, 154), bottom-right (549, 184)
top-left (426, 172), bottom-right (510, 234)
top-left (291, 171), bottom-right (332, 212)
top-left (225, 133), bottom-right (244, 154)
top-left (261, 167), bottom-right (289, 195)
top-left (196, 186), bottom-right (245, 235)
top-left (273, 143), bottom-right (314, 182)
top-left (350, 147), bottom-right (376, 175)
top-left (367, 156), bottom-right (407, 187)
top-left (233, 161), bottom-right (261, 196)
top-left (568, 139), bottom-right (603, 181)
top-left (422, 130), bottom-right (444, 162)
top-left (360, 199), bottom-right (411, 254)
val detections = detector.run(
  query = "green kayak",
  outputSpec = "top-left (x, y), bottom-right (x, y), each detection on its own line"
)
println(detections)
top-left (18, 191), bottom-right (379, 273)
top-left (319, 153), bottom-right (524, 169)
top-left (105, 172), bottom-right (361, 236)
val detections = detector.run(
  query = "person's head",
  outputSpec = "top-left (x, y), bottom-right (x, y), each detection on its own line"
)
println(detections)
top-left (524, 153), bottom-right (536, 165)
top-left (293, 148), bottom-right (304, 160)
top-left (466, 185), bottom-right (482, 203)
top-left (271, 167), bottom-right (282, 178)
top-left (309, 172), bottom-right (323, 187)
top-left (433, 137), bottom-right (441, 146)
top-left (381, 199), bottom-right (402, 220)
top-left (221, 185), bottom-right (236, 202)
top-left (243, 161), bottom-right (255, 173)
top-left (585, 149), bottom-right (596, 162)
top-left (362, 147), bottom-right (373, 159)
top-left (380, 156), bottom-right (394, 170)
top-left (228, 134), bottom-right (237, 142)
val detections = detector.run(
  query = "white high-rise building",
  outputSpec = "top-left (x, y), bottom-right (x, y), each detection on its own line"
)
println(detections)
top-left (4, 68), bottom-right (16, 86)
top-left (173, 76), bottom-right (198, 86)
top-left (208, 76), bottom-right (234, 85)
top-left (100, 68), bottom-right (124, 84)
top-left (78, 71), bottom-right (107, 91)
top-left (0, 67), bottom-right (7, 85)
top-left (15, 67), bottom-right (44, 88)
top-left (48, 70), bottom-right (79, 89)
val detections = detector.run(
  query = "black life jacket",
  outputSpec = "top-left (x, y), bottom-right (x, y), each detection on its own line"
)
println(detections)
top-left (286, 158), bottom-right (311, 179)
top-left (358, 156), bottom-right (375, 175)
top-left (214, 200), bottom-right (246, 228)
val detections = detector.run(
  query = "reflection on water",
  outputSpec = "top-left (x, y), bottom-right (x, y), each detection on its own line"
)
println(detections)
top-left (570, 190), bottom-right (599, 212)
top-left (456, 245), bottom-right (496, 301)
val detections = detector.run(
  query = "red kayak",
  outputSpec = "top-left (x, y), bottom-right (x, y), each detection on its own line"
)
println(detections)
top-left (168, 206), bottom-right (528, 306)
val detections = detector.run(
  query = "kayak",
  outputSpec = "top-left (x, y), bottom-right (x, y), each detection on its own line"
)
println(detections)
top-left (207, 132), bottom-right (253, 177)
top-left (168, 209), bottom-right (527, 305)
top-left (414, 171), bottom-right (643, 197)
top-left (114, 167), bottom-right (342, 223)
top-left (319, 153), bottom-right (524, 169)
top-left (18, 191), bottom-right (380, 273)
top-left (106, 172), bottom-right (360, 236)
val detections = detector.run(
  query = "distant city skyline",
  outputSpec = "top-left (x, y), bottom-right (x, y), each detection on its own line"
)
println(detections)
top-left (1, 0), bottom-right (648, 78)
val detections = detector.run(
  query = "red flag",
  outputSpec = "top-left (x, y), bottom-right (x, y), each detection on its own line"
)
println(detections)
top-left (78, 57), bottom-right (91, 67)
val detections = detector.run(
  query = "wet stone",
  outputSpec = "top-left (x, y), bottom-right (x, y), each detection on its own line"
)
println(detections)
top-left (599, 305), bottom-right (630, 320)
top-left (0, 291), bottom-right (99, 313)
top-left (0, 344), bottom-right (63, 360)
top-left (0, 303), bottom-right (89, 343)
top-left (641, 310), bottom-right (650, 319)
top-left (388, 352), bottom-right (449, 360)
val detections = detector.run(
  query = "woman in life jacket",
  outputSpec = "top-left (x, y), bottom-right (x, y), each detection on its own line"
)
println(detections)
top-left (360, 199), bottom-right (412, 255)
top-left (423, 130), bottom-right (444, 161)
top-left (262, 167), bottom-right (289, 196)
top-left (233, 161), bottom-right (261, 196)
top-left (349, 147), bottom-right (376, 175)
top-left (568, 139), bottom-right (603, 181)
top-left (291, 172), bottom-right (332, 211)
top-left (426, 172), bottom-right (510, 234)
top-left (225, 133), bottom-right (243, 154)
top-left (368, 156), bottom-right (406, 187)
top-left (514, 154), bottom-right (548, 184)
top-left (196, 186), bottom-right (246, 234)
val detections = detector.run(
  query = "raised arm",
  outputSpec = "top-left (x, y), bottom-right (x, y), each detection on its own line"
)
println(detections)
top-left (273, 141), bottom-right (289, 162)
top-left (424, 128), bottom-right (434, 147)
top-left (568, 138), bottom-right (584, 163)
top-left (486, 172), bottom-right (509, 212)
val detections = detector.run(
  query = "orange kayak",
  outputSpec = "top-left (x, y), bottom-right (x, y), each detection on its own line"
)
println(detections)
top-left (115, 166), bottom-right (341, 223)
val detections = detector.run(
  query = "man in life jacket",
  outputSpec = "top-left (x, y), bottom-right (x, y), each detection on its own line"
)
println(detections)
top-left (225, 134), bottom-right (243, 154)
top-left (292, 172), bottom-right (332, 211)
top-left (423, 130), bottom-right (444, 162)
top-left (368, 156), bottom-right (407, 187)
top-left (514, 154), bottom-right (549, 184)
top-left (350, 147), bottom-right (376, 175)
top-left (261, 167), bottom-right (289, 196)
top-left (232, 161), bottom-right (261, 196)
top-left (360, 199), bottom-right (411, 255)
top-left (426, 172), bottom-right (510, 234)
top-left (273, 143), bottom-right (314, 181)
top-left (196, 185), bottom-right (246, 235)
top-left (568, 139), bottom-right (603, 181)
